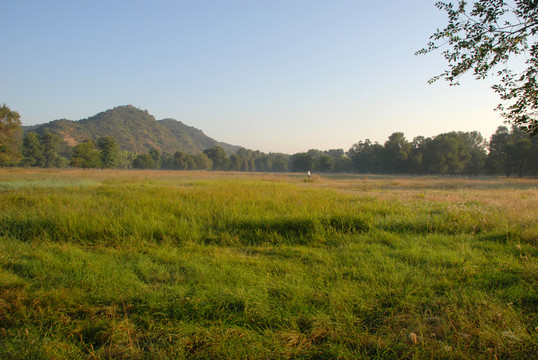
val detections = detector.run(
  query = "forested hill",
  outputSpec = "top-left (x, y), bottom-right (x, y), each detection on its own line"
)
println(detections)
top-left (23, 105), bottom-right (240, 155)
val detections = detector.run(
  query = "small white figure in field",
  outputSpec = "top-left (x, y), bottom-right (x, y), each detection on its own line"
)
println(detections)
top-left (307, 170), bottom-right (311, 177)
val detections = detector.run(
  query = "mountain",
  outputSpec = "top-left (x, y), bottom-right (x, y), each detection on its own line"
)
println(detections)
top-left (23, 105), bottom-right (240, 155)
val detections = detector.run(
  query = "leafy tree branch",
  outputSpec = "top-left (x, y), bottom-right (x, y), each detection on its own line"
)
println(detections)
top-left (417, 0), bottom-right (538, 135)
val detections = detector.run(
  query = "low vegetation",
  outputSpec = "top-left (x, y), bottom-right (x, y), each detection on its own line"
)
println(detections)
top-left (0, 169), bottom-right (536, 359)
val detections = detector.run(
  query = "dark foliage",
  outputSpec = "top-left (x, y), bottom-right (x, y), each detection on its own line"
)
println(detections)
top-left (418, 0), bottom-right (538, 135)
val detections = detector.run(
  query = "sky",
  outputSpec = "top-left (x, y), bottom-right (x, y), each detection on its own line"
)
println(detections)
top-left (1, 0), bottom-right (507, 154)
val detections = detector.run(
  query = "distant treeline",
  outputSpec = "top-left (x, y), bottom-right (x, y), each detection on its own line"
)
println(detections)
top-left (11, 125), bottom-right (536, 177)
top-left (1, 104), bottom-right (536, 176)
top-left (348, 127), bottom-right (538, 177)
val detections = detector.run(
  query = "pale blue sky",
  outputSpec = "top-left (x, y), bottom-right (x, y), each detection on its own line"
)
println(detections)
top-left (1, 0), bottom-right (505, 153)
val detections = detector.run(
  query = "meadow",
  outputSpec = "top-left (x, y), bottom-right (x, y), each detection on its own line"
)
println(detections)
top-left (0, 168), bottom-right (536, 359)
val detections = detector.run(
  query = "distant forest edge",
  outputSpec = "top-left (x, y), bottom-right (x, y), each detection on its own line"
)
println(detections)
top-left (2, 105), bottom-right (538, 176)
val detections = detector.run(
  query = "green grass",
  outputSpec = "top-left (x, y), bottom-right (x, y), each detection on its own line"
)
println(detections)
top-left (0, 169), bottom-right (536, 359)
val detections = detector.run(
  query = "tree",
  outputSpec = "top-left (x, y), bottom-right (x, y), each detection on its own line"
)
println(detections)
top-left (383, 132), bottom-right (411, 173)
top-left (348, 139), bottom-right (384, 173)
top-left (486, 125), bottom-right (538, 176)
top-left (505, 126), bottom-right (533, 177)
top-left (241, 156), bottom-right (250, 171)
top-left (160, 151), bottom-right (174, 169)
top-left (255, 156), bottom-right (272, 172)
top-left (408, 136), bottom-right (426, 174)
top-left (422, 132), bottom-right (472, 175)
top-left (40, 131), bottom-right (61, 168)
top-left (229, 154), bottom-right (242, 171)
top-left (316, 154), bottom-right (335, 172)
top-left (133, 153), bottom-right (155, 169)
top-left (184, 153), bottom-right (196, 170)
top-left (193, 153), bottom-right (212, 170)
top-left (248, 157), bottom-right (256, 172)
top-left (149, 148), bottom-right (161, 169)
top-left (334, 155), bottom-right (352, 173)
top-left (292, 153), bottom-right (314, 172)
top-left (0, 104), bottom-right (22, 166)
top-left (70, 141), bottom-right (101, 168)
top-left (204, 146), bottom-right (228, 170)
top-left (324, 149), bottom-right (345, 159)
top-left (418, 1), bottom-right (538, 136)
top-left (272, 154), bottom-right (289, 172)
top-left (307, 149), bottom-right (323, 160)
top-left (235, 148), bottom-right (251, 171)
top-left (119, 150), bottom-right (136, 169)
top-left (530, 135), bottom-right (538, 174)
top-left (22, 131), bottom-right (43, 167)
top-left (97, 136), bottom-right (120, 168)
top-left (172, 151), bottom-right (192, 170)
top-left (461, 131), bottom-right (487, 175)
top-left (487, 126), bottom-right (511, 174)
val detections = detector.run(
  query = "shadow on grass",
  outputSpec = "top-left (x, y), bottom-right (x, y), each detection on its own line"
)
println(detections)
top-left (217, 215), bottom-right (372, 245)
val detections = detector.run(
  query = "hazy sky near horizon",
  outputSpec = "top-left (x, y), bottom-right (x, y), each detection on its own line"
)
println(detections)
top-left (2, 0), bottom-right (506, 153)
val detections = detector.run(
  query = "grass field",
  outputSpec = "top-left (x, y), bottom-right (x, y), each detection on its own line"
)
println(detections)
top-left (0, 168), bottom-right (536, 359)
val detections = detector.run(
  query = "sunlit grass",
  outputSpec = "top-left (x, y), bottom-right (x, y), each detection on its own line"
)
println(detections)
top-left (0, 169), bottom-right (536, 359)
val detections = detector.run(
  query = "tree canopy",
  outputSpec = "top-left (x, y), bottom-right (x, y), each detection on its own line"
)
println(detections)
top-left (204, 146), bottom-right (229, 170)
top-left (97, 136), bottom-right (120, 168)
top-left (418, 0), bottom-right (538, 136)
top-left (40, 131), bottom-right (61, 168)
top-left (22, 132), bottom-right (43, 167)
top-left (13, 128), bottom-right (538, 175)
top-left (292, 153), bottom-right (314, 172)
top-left (71, 141), bottom-right (101, 168)
top-left (133, 153), bottom-right (155, 169)
top-left (0, 104), bottom-right (22, 165)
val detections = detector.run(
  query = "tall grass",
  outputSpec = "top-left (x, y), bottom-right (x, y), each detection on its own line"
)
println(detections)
top-left (0, 169), bottom-right (536, 359)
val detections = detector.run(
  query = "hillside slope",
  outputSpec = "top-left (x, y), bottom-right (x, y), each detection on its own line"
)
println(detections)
top-left (23, 105), bottom-right (240, 155)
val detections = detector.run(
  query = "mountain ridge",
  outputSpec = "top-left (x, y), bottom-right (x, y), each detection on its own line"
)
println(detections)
top-left (23, 105), bottom-right (240, 155)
